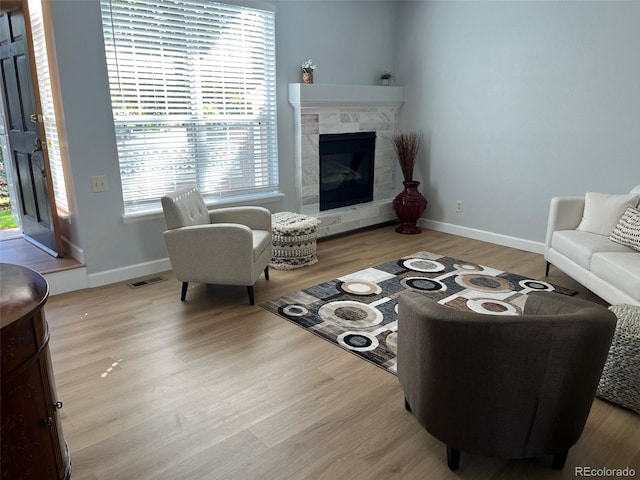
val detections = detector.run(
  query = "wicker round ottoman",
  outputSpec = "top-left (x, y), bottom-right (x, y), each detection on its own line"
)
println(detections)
top-left (270, 212), bottom-right (321, 270)
top-left (596, 304), bottom-right (640, 414)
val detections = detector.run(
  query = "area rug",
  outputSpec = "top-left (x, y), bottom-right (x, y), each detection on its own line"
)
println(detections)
top-left (261, 251), bottom-right (577, 374)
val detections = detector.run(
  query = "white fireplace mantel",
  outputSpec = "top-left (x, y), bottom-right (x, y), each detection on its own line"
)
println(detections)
top-left (288, 83), bottom-right (404, 108)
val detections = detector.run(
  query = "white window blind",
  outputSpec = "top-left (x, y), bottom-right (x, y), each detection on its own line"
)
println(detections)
top-left (100, 0), bottom-right (278, 215)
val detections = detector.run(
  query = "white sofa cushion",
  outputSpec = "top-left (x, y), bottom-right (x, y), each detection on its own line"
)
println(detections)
top-left (591, 252), bottom-right (640, 302)
top-left (577, 192), bottom-right (639, 236)
top-left (551, 230), bottom-right (632, 270)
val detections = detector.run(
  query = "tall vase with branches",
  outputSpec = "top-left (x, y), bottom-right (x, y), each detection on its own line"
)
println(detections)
top-left (392, 132), bottom-right (427, 234)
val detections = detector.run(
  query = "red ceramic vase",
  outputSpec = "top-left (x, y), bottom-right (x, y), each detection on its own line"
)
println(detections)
top-left (393, 180), bottom-right (427, 234)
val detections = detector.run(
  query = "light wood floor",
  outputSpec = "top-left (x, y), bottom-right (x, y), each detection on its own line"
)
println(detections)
top-left (45, 225), bottom-right (638, 480)
top-left (0, 236), bottom-right (83, 273)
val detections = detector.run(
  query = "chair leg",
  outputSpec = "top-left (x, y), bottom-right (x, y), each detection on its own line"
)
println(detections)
top-left (545, 261), bottom-right (551, 276)
top-left (447, 446), bottom-right (460, 471)
top-left (180, 282), bottom-right (188, 301)
top-left (264, 266), bottom-right (269, 280)
top-left (247, 286), bottom-right (255, 305)
top-left (552, 450), bottom-right (568, 470)
top-left (404, 397), bottom-right (412, 412)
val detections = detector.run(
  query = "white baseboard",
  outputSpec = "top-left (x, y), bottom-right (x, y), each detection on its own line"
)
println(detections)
top-left (61, 235), bottom-right (84, 263)
top-left (46, 258), bottom-right (173, 295)
top-left (48, 221), bottom-right (543, 295)
top-left (87, 258), bottom-right (172, 288)
top-left (419, 219), bottom-right (545, 255)
top-left (45, 267), bottom-right (89, 295)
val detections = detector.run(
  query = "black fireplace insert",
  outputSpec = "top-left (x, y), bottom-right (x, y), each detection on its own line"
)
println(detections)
top-left (319, 131), bottom-right (376, 211)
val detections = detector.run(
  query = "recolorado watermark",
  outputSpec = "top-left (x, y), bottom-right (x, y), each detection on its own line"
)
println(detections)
top-left (575, 466), bottom-right (636, 477)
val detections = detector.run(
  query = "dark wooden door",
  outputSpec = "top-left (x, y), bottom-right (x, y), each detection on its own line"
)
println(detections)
top-left (0, 3), bottom-right (61, 256)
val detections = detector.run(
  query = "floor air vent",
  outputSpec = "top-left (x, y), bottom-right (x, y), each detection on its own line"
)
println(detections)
top-left (128, 276), bottom-right (167, 288)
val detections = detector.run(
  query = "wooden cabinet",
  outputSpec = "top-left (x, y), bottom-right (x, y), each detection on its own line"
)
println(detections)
top-left (1, 263), bottom-right (71, 480)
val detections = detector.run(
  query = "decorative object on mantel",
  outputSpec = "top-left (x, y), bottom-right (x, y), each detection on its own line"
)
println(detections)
top-left (379, 70), bottom-right (394, 86)
top-left (301, 59), bottom-right (316, 84)
top-left (392, 132), bottom-right (427, 234)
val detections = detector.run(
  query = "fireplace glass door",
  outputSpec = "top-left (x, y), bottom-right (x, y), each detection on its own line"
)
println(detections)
top-left (319, 132), bottom-right (376, 211)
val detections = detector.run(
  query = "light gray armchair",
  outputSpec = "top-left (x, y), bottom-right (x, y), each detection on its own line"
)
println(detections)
top-left (161, 188), bottom-right (272, 304)
top-left (397, 291), bottom-right (616, 471)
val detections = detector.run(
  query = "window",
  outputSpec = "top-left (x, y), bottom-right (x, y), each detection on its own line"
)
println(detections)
top-left (100, 0), bottom-right (278, 216)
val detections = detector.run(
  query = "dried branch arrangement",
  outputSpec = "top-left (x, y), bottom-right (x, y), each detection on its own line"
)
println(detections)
top-left (392, 132), bottom-right (422, 182)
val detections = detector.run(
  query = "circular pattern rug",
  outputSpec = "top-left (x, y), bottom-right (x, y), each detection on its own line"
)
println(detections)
top-left (261, 251), bottom-right (577, 374)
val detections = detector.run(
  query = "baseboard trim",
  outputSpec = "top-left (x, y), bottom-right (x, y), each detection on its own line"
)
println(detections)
top-left (87, 258), bottom-right (172, 288)
top-left (61, 235), bottom-right (84, 263)
top-left (45, 267), bottom-right (89, 295)
top-left (419, 219), bottom-right (545, 255)
top-left (46, 258), bottom-right (173, 296)
top-left (49, 221), bottom-right (544, 295)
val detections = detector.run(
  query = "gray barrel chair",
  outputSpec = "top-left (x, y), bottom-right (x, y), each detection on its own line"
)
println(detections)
top-left (161, 188), bottom-right (272, 304)
top-left (397, 290), bottom-right (616, 471)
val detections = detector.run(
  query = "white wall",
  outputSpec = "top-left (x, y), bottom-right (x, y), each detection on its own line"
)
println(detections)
top-left (396, 1), bottom-right (640, 244)
top-left (47, 0), bottom-right (398, 278)
top-left (274, 0), bottom-right (399, 231)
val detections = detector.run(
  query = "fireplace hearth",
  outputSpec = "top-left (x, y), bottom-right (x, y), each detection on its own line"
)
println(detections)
top-left (319, 132), bottom-right (376, 211)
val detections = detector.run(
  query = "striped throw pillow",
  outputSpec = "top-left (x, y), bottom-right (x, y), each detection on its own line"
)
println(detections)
top-left (609, 206), bottom-right (640, 251)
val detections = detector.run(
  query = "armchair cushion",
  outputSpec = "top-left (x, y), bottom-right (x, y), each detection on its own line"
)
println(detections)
top-left (252, 230), bottom-right (272, 261)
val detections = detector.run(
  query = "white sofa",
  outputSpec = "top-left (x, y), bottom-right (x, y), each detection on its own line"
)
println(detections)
top-left (545, 186), bottom-right (640, 306)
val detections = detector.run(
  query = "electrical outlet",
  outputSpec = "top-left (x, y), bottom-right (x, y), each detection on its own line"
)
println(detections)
top-left (456, 200), bottom-right (463, 213)
top-left (92, 175), bottom-right (108, 193)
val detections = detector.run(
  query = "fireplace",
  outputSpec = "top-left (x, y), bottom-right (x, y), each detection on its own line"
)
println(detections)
top-left (319, 132), bottom-right (376, 211)
top-left (288, 83), bottom-right (405, 236)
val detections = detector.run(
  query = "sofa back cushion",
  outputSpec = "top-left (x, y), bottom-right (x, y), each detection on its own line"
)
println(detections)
top-left (577, 192), bottom-right (639, 236)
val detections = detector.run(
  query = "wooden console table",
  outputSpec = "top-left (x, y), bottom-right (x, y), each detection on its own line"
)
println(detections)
top-left (1, 263), bottom-right (71, 480)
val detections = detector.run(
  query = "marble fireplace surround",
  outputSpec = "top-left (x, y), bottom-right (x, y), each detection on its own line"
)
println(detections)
top-left (289, 84), bottom-right (405, 237)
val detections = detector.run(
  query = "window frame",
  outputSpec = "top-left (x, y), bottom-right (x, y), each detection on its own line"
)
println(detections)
top-left (100, 0), bottom-right (280, 218)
